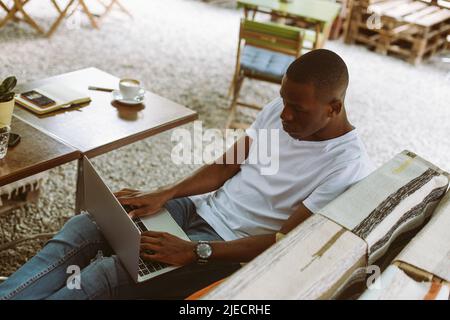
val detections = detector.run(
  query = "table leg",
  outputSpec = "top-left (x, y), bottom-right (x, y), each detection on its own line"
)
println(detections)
top-left (97, 0), bottom-right (115, 21)
top-left (14, 0), bottom-right (44, 34)
top-left (46, 0), bottom-right (76, 37)
top-left (50, 0), bottom-right (63, 14)
top-left (97, 0), bottom-right (132, 20)
top-left (65, 1), bottom-right (81, 19)
top-left (114, 0), bottom-right (132, 18)
top-left (78, 0), bottom-right (98, 29)
top-left (0, 1), bottom-right (9, 12)
top-left (0, 1), bottom-right (18, 28)
top-left (75, 157), bottom-right (85, 214)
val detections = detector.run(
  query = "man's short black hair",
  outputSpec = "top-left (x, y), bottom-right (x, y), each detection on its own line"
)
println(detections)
top-left (286, 49), bottom-right (349, 102)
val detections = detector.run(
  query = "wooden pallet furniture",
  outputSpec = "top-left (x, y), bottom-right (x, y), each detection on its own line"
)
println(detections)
top-left (330, 0), bottom-right (355, 39)
top-left (359, 190), bottom-right (450, 299)
top-left (345, 0), bottom-right (450, 64)
top-left (202, 151), bottom-right (449, 299)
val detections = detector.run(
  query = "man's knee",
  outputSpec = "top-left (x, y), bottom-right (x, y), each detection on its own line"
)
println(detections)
top-left (51, 213), bottom-right (104, 247)
top-left (76, 256), bottom-right (122, 299)
top-left (48, 256), bottom-right (122, 300)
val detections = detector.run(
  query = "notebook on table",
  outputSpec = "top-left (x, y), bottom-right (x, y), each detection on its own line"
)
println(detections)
top-left (15, 83), bottom-right (91, 115)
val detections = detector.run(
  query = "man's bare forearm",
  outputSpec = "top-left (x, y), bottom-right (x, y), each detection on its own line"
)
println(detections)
top-left (201, 205), bottom-right (312, 263)
top-left (208, 234), bottom-right (276, 263)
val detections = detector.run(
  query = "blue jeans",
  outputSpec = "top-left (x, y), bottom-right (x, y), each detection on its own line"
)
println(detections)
top-left (0, 197), bottom-right (240, 300)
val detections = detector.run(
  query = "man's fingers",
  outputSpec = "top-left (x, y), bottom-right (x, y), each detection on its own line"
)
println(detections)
top-left (140, 236), bottom-right (162, 245)
top-left (117, 197), bottom-right (133, 205)
top-left (117, 192), bottom-right (142, 199)
top-left (118, 196), bottom-right (145, 206)
top-left (128, 206), bottom-right (160, 218)
top-left (113, 188), bottom-right (140, 197)
top-left (140, 253), bottom-right (164, 262)
top-left (142, 230), bottom-right (166, 238)
top-left (140, 243), bottom-right (160, 251)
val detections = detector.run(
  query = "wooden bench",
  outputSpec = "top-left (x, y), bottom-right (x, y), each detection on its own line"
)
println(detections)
top-left (202, 151), bottom-right (449, 299)
top-left (360, 190), bottom-right (450, 299)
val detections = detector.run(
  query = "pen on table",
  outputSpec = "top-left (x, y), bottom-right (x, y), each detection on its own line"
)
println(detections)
top-left (88, 86), bottom-right (115, 92)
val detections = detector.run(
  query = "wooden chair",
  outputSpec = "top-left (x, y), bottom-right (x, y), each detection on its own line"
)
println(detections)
top-left (226, 19), bottom-right (304, 129)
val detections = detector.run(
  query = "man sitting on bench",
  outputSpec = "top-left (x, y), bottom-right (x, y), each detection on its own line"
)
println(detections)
top-left (0, 49), bottom-right (374, 300)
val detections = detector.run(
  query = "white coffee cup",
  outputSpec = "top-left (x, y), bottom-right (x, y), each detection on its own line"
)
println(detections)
top-left (119, 78), bottom-right (142, 100)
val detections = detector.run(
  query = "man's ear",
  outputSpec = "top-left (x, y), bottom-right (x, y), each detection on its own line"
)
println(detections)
top-left (328, 99), bottom-right (343, 117)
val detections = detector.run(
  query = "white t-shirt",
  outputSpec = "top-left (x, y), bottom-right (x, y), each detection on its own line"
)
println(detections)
top-left (190, 98), bottom-right (374, 241)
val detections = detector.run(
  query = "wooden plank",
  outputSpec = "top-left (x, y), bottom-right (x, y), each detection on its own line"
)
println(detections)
top-left (404, 5), bottom-right (440, 23)
top-left (384, 1), bottom-right (428, 19)
top-left (369, 0), bottom-right (411, 15)
top-left (359, 265), bottom-right (450, 299)
top-left (395, 191), bottom-right (450, 282)
top-left (414, 8), bottom-right (450, 26)
top-left (203, 214), bottom-right (367, 300)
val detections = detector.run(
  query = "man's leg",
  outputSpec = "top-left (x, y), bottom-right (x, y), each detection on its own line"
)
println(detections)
top-left (0, 213), bottom-right (111, 300)
top-left (46, 255), bottom-right (125, 300)
top-left (47, 197), bottom-right (240, 300)
top-left (118, 197), bottom-right (239, 299)
top-left (46, 254), bottom-right (240, 300)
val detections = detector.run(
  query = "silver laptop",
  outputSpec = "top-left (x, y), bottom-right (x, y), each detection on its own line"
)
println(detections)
top-left (81, 156), bottom-right (191, 283)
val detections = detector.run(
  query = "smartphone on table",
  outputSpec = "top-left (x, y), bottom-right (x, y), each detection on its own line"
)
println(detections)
top-left (20, 90), bottom-right (56, 108)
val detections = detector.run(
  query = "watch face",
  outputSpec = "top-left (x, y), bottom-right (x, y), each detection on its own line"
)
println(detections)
top-left (197, 243), bottom-right (212, 259)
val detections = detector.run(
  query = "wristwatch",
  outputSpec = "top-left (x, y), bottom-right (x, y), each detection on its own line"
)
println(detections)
top-left (194, 241), bottom-right (212, 264)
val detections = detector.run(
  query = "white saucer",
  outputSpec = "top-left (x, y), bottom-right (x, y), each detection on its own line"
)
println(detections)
top-left (112, 89), bottom-right (145, 105)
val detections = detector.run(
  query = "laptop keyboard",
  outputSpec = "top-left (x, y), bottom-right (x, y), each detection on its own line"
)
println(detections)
top-left (131, 216), bottom-right (170, 277)
top-left (132, 216), bottom-right (148, 233)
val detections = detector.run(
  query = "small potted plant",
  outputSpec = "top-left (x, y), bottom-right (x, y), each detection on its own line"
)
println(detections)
top-left (0, 76), bottom-right (17, 127)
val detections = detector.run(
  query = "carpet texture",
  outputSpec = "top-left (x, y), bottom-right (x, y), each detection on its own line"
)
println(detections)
top-left (0, 0), bottom-right (449, 276)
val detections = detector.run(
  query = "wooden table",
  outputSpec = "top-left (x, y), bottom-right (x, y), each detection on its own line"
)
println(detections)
top-left (0, 116), bottom-right (80, 187)
top-left (14, 68), bottom-right (197, 158)
top-left (14, 67), bottom-right (197, 211)
top-left (237, 0), bottom-right (341, 48)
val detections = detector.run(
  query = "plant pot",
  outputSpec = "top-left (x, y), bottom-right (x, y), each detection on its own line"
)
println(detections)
top-left (0, 98), bottom-right (15, 127)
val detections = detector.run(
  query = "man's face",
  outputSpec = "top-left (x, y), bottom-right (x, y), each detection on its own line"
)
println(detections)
top-left (279, 76), bottom-right (332, 140)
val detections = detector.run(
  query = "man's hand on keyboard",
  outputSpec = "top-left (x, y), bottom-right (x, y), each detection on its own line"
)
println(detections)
top-left (114, 188), bottom-right (172, 218)
top-left (140, 230), bottom-right (196, 266)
